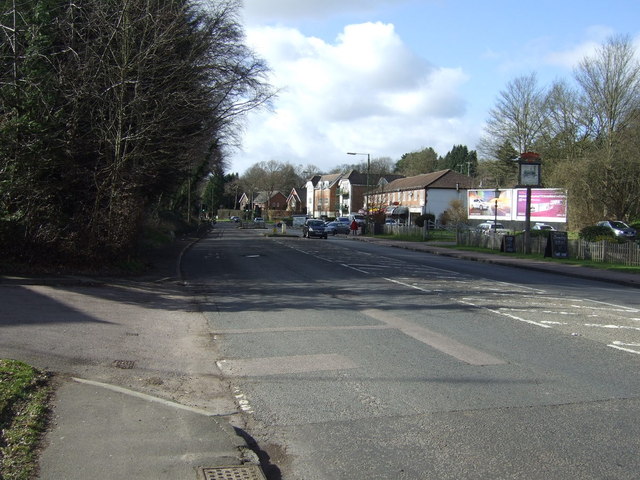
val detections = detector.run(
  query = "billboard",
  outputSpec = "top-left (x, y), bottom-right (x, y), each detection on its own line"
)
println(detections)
top-left (468, 188), bottom-right (566, 222)
top-left (515, 188), bottom-right (567, 222)
top-left (468, 189), bottom-right (512, 220)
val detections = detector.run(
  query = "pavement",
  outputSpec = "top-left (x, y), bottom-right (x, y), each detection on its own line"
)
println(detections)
top-left (2, 234), bottom-right (268, 480)
top-left (5, 230), bottom-right (637, 480)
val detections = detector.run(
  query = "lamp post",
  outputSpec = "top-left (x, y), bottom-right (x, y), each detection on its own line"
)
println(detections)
top-left (347, 152), bottom-right (370, 233)
top-left (493, 186), bottom-right (500, 233)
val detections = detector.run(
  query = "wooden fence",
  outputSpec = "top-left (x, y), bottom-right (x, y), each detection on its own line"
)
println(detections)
top-left (456, 231), bottom-right (640, 266)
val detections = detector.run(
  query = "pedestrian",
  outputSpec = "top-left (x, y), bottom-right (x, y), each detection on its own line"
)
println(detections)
top-left (350, 219), bottom-right (359, 235)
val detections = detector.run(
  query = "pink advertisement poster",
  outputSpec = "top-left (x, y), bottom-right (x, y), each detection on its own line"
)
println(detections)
top-left (515, 189), bottom-right (567, 221)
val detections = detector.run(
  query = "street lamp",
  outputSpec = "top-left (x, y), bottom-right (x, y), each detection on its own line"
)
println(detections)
top-left (347, 152), bottom-right (370, 233)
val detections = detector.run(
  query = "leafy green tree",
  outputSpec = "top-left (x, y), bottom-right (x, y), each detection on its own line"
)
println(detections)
top-left (476, 141), bottom-right (518, 188)
top-left (439, 145), bottom-right (478, 176)
top-left (394, 147), bottom-right (439, 176)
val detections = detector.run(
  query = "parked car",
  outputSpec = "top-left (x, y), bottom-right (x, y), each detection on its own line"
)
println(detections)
top-left (302, 219), bottom-right (328, 239)
top-left (532, 223), bottom-right (555, 231)
top-left (476, 222), bottom-right (509, 235)
top-left (336, 217), bottom-right (351, 224)
top-left (385, 219), bottom-right (405, 225)
top-left (324, 221), bottom-right (350, 235)
top-left (596, 220), bottom-right (637, 239)
top-left (229, 216), bottom-right (240, 222)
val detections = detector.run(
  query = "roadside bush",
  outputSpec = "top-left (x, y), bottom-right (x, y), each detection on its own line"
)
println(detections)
top-left (530, 229), bottom-right (552, 238)
top-left (414, 214), bottom-right (435, 228)
top-left (579, 225), bottom-right (620, 242)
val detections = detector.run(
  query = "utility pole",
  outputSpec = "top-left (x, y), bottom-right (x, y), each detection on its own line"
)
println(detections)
top-left (347, 152), bottom-right (371, 234)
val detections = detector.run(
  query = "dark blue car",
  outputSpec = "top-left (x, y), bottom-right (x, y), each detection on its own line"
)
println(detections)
top-left (302, 219), bottom-right (328, 239)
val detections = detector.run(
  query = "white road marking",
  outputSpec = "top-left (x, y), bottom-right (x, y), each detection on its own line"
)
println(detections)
top-left (584, 323), bottom-right (640, 331)
top-left (341, 263), bottom-right (371, 274)
top-left (612, 341), bottom-right (640, 347)
top-left (582, 298), bottom-right (639, 313)
top-left (608, 344), bottom-right (640, 355)
top-left (456, 298), bottom-right (553, 329)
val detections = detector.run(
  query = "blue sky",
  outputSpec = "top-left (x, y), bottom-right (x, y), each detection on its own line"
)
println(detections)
top-left (230, 0), bottom-right (640, 175)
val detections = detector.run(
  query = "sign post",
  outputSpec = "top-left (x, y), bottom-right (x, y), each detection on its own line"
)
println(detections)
top-left (517, 152), bottom-right (542, 254)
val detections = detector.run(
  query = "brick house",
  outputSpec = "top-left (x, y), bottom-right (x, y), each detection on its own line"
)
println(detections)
top-left (286, 187), bottom-right (307, 214)
top-left (312, 173), bottom-right (342, 218)
top-left (367, 169), bottom-right (473, 224)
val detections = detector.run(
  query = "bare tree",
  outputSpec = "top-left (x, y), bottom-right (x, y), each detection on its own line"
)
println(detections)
top-left (574, 35), bottom-right (640, 152)
top-left (483, 73), bottom-right (548, 156)
top-left (554, 35), bottom-right (640, 224)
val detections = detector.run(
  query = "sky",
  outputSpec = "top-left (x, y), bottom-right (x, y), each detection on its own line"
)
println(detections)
top-left (228, 0), bottom-right (640, 175)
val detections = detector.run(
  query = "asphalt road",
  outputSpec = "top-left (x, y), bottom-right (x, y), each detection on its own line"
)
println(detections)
top-left (183, 223), bottom-right (640, 480)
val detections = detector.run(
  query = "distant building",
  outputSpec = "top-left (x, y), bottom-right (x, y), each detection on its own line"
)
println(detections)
top-left (367, 169), bottom-right (473, 224)
top-left (253, 191), bottom-right (287, 211)
top-left (286, 187), bottom-right (308, 214)
top-left (312, 173), bottom-right (342, 218)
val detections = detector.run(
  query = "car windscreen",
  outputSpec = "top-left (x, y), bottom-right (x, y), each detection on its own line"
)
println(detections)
top-left (610, 221), bottom-right (628, 229)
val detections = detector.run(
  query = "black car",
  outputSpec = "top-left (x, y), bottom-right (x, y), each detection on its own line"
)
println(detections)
top-left (324, 221), bottom-right (350, 235)
top-left (302, 219), bottom-right (327, 239)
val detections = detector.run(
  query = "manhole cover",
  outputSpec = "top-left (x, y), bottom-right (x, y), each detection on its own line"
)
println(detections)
top-left (200, 465), bottom-right (266, 480)
top-left (112, 360), bottom-right (135, 369)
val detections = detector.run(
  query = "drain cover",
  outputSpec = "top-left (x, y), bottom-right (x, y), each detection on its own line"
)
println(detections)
top-left (112, 359), bottom-right (135, 369)
top-left (200, 465), bottom-right (266, 480)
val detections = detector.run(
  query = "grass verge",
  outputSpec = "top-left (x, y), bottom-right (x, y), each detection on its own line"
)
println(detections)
top-left (0, 359), bottom-right (52, 480)
top-left (439, 245), bottom-right (640, 274)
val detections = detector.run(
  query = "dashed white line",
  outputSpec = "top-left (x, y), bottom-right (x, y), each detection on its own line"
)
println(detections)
top-left (608, 344), bottom-right (640, 355)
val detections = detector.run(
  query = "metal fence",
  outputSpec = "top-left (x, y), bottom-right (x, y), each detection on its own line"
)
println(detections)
top-left (456, 231), bottom-right (640, 266)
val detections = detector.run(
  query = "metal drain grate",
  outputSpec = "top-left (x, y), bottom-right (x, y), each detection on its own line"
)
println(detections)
top-left (112, 359), bottom-right (135, 369)
top-left (200, 464), bottom-right (267, 480)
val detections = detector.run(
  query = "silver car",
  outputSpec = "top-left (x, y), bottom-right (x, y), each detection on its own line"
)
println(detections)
top-left (597, 220), bottom-right (636, 239)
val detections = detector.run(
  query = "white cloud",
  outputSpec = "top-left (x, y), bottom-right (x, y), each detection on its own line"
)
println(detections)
top-left (242, 0), bottom-right (411, 23)
top-left (229, 22), bottom-right (474, 174)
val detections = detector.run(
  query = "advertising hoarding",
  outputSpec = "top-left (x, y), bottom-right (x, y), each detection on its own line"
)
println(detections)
top-left (468, 188), bottom-right (566, 222)
top-left (515, 188), bottom-right (567, 222)
top-left (467, 189), bottom-right (512, 220)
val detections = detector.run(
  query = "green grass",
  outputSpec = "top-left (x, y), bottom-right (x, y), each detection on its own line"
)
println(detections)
top-left (374, 229), bottom-right (456, 243)
top-left (0, 360), bottom-right (52, 480)
top-left (372, 229), bottom-right (640, 275)
top-left (440, 245), bottom-right (640, 274)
